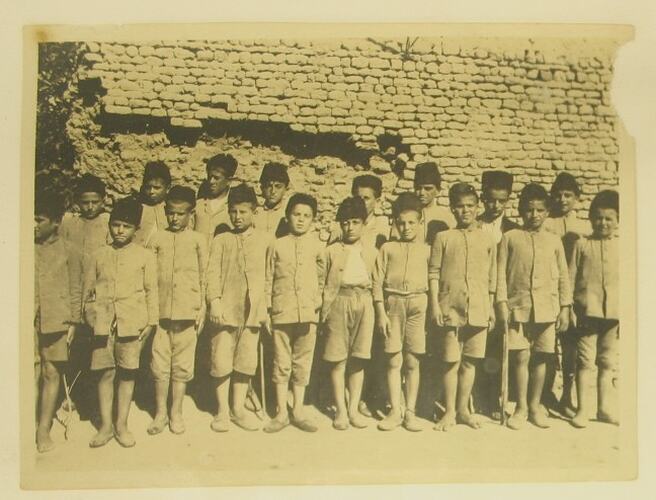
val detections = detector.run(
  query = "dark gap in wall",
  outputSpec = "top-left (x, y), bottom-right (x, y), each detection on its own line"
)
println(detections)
top-left (97, 112), bottom-right (169, 136)
top-left (77, 77), bottom-right (106, 106)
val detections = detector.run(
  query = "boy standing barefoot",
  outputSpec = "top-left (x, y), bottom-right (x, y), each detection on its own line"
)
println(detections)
top-left (497, 184), bottom-right (572, 430)
top-left (374, 193), bottom-right (430, 432)
top-left (430, 183), bottom-right (496, 431)
top-left (147, 186), bottom-right (207, 435)
top-left (84, 197), bottom-right (158, 448)
top-left (570, 190), bottom-right (619, 428)
top-left (322, 197), bottom-right (378, 430)
top-left (34, 192), bottom-right (82, 452)
top-left (207, 184), bottom-right (271, 432)
top-left (264, 193), bottom-right (325, 433)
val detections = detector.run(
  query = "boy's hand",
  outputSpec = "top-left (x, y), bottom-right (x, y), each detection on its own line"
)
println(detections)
top-left (196, 305), bottom-right (206, 336)
top-left (556, 306), bottom-right (570, 333)
top-left (263, 315), bottom-right (273, 336)
top-left (569, 308), bottom-right (577, 329)
top-left (209, 298), bottom-right (223, 325)
top-left (488, 309), bottom-right (496, 330)
top-left (497, 302), bottom-right (509, 328)
top-left (138, 325), bottom-right (155, 342)
top-left (66, 325), bottom-right (76, 346)
top-left (431, 306), bottom-right (444, 328)
top-left (376, 313), bottom-right (392, 339)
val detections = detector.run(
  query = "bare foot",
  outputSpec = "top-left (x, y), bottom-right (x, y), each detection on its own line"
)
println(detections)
top-left (89, 426), bottom-right (114, 448)
top-left (348, 411), bottom-right (369, 429)
top-left (506, 409), bottom-right (528, 430)
top-left (597, 411), bottom-right (619, 426)
top-left (457, 411), bottom-right (482, 429)
top-left (36, 429), bottom-right (55, 453)
top-left (333, 410), bottom-right (349, 431)
top-left (147, 414), bottom-right (169, 435)
top-left (434, 411), bottom-right (456, 432)
top-left (570, 412), bottom-right (588, 429)
top-left (377, 410), bottom-right (402, 431)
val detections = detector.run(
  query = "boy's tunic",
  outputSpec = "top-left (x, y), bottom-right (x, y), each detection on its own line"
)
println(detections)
top-left (372, 240), bottom-right (430, 301)
top-left (135, 202), bottom-right (167, 247)
top-left (207, 227), bottom-right (271, 328)
top-left (148, 228), bottom-right (208, 321)
top-left (265, 232), bottom-right (326, 325)
top-left (327, 213), bottom-right (390, 249)
top-left (429, 227), bottom-right (497, 328)
top-left (544, 211), bottom-right (590, 263)
top-left (477, 214), bottom-right (520, 245)
top-left (83, 242), bottom-right (159, 337)
top-left (253, 196), bottom-right (291, 238)
top-left (194, 193), bottom-right (232, 244)
top-left (569, 233), bottom-right (619, 321)
top-left (496, 228), bottom-right (572, 323)
top-left (60, 212), bottom-right (111, 259)
top-left (35, 236), bottom-right (83, 334)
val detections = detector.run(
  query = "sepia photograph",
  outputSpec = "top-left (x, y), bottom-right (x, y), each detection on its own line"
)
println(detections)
top-left (19, 21), bottom-right (637, 490)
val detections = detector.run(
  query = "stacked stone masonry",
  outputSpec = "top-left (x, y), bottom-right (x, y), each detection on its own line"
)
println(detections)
top-left (72, 37), bottom-right (621, 237)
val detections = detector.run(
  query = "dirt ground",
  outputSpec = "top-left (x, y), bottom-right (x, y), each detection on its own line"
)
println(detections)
top-left (28, 390), bottom-right (622, 489)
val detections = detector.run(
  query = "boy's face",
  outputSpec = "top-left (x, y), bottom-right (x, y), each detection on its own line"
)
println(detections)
top-left (451, 194), bottom-right (479, 228)
top-left (354, 187), bottom-right (377, 217)
top-left (288, 203), bottom-right (314, 236)
top-left (109, 219), bottom-right (138, 247)
top-left (340, 217), bottom-right (364, 244)
top-left (228, 201), bottom-right (255, 232)
top-left (261, 180), bottom-right (287, 208)
top-left (552, 189), bottom-right (578, 216)
top-left (165, 200), bottom-right (193, 232)
top-left (207, 166), bottom-right (231, 198)
top-left (142, 177), bottom-right (168, 205)
top-left (395, 210), bottom-right (421, 242)
top-left (34, 214), bottom-right (59, 243)
top-left (78, 192), bottom-right (104, 219)
top-left (520, 199), bottom-right (549, 230)
top-left (415, 183), bottom-right (438, 208)
top-left (591, 207), bottom-right (618, 238)
top-left (482, 188), bottom-right (510, 220)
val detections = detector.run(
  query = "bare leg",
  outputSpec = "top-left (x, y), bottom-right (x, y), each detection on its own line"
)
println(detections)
top-left (214, 374), bottom-right (230, 419)
top-left (291, 383), bottom-right (307, 420)
top-left (378, 352), bottom-right (403, 430)
top-left (273, 382), bottom-right (289, 422)
top-left (36, 361), bottom-right (61, 452)
top-left (330, 361), bottom-right (348, 428)
top-left (115, 370), bottom-right (137, 446)
top-left (572, 365), bottom-right (593, 428)
top-left (528, 353), bottom-right (550, 428)
top-left (507, 350), bottom-right (529, 430)
top-left (347, 358), bottom-right (366, 427)
top-left (170, 381), bottom-right (187, 430)
top-left (435, 361), bottom-right (458, 431)
top-left (148, 379), bottom-right (169, 434)
top-left (597, 365), bottom-right (618, 424)
top-left (456, 357), bottom-right (481, 429)
top-left (90, 368), bottom-right (115, 446)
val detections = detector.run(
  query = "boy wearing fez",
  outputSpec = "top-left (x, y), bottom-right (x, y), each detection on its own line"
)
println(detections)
top-left (496, 184), bottom-right (571, 430)
top-left (84, 197), bottom-right (158, 448)
top-left (254, 162), bottom-right (292, 238)
top-left (34, 192), bottom-right (83, 452)
top-left (194, 153), bottom-right (237, 242)
top-left (264, 193), bottom-right (326, 433)
top-left (570, 190), bottom-right (620, 428)
top-left (207, 184), bottom-right (271, 432)
top-left (322, 197), bottom-right (378, 430)
top-left (429, 183), bottom-right (497, 431)
top-left (373, 193), bottom-right (430, 432)
top-left (135, 161), bottom-right (171, 247)
top-left (147, 186), bottom-right (208, 435)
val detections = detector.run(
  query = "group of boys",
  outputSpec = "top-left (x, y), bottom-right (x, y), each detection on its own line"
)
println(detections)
top-left (33, 154), bottom-right (620, 453)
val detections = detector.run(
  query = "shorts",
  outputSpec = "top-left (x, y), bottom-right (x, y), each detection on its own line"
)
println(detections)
top-left (438, 325), bottom-right (488, 363)
top-left (38, 331), bottom-right (69, 363)
top-left (384, 293), bottom-right (427, 355)
top-left (272, 323), bottom-right (317, 386)
top-left (90, 334), bottom-right (143, 371)
top-left (323, 287), bottom-right (374, 363)
top-left (508, 322), bottom-right (556, 354)
top-left (210, 326), bottom-right (260, 378)
top-left (577, 318), bottom-right (619, 370)
top-left (151, 320), bottom-right (197, 382)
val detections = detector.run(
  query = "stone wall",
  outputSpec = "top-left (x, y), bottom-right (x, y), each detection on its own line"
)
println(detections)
top-left (68, 36), bottom-right (621, 235)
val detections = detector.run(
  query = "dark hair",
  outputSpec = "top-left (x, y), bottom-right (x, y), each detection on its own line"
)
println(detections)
top-left (205, 154), bottom-right (238, 178)
top-left (336, 196), bottom-right (367, 222)
top-left (35, 191), bottom-right (66, 221)
top-left (392, 192), bottom-right (423, 219)
top-left (518, 183), bottom-right (549, 212)
top-left (449, 182), bottom-right (479, 206)
top-left (589, 189), bottom-right (619, 218)
top-left (110, 196), bottom-right (143, 227)
top-left (143, 161), bottom-right (172, 186)
top-left (285, 193), bottom-right (318, 218)
top-left (481, 170), bottom-right (513, 196)
top-left (166, 185), bottom-right (196, 209)
top-left (550, 172), bottom-right (580, 198)
top-left (75, 173), bottom-right (106, 198)
top-left (352, 174), bottom-right (383, 199)
top-left (413, 162), bottom-right (442, 189)
top-left (227, 183), bottom-right (258, 208)
top-left (260, 162), bottom-right (290, 186)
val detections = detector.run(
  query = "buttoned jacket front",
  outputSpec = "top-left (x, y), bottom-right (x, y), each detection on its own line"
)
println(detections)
top-left (193, 195), bottom-right (232, 244)
top-left (60, 212), bottom-right (111, 260)
top-left (372, 240), bottom-right (430, 302)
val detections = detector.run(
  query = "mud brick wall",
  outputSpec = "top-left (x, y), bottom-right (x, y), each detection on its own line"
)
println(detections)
top-left (70, 37), bottom-right (621, 236)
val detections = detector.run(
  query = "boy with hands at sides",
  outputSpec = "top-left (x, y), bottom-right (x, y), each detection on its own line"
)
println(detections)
top-left (146, 186), bottom-right (208, 436)
top-left (264, 193), bottom-right (326, 433)
top-left (135, 161), bottom-right (171, 247)
top-left (321, 197), bottom-right (378, 430)
top-left (373, 193), bottom-right (431, 432)
top-left (206, 184), bottom-right (271, 432)
top-left (429, 183), bottom-right (497, 431)
top-left (496, 184), bottom-right (572, 430)
top-left (83, 197), bottom-right (159, 448)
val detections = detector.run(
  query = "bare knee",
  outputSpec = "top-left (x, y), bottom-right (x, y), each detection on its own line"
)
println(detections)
top-left (41, 361), bottom-right (60, 384)
top-left (403, 352), bottom-right (420, 373)
top-left (387, 352), bottom-right (402, 371)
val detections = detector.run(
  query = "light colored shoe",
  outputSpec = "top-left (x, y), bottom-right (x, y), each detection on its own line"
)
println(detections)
top-left (210, 413), bottom-right (230, 433)
top-left (169, 418), bottom-right (186, 435)
top-left (114, 428), bottom-right (136, 448)
top-left (377, 411), bottom-right (402, 431)
top-left (403, 410), bottom-right (423, 432)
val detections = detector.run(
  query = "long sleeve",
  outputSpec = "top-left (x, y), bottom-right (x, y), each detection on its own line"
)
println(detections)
top-left (569, 239), bottom-right (582, 307)
top-left (316, 244), bottom-right (327, 299)
top-left (265, 242), bottom-right (275, 310)
top-left (428, 234), bottom-right (444, 282)
top-left (372, 246), bottom-right (387, 302)
top-left (67, 247), bottom-right (84, 324)
top-left (496, 233), bottom-right (509, 304)
top-left (144, 251), bottom-right (159, 326)
top-left (556, 239), bottom-right (572, 307)
top-left (197, 236), bottom-right (209, 306)
top-left (206, 236), bottom-right (224, 303)
top-left (82, 253), bottom-right (97, 306)
top-left (488, 238), bottom-right (497, 294)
